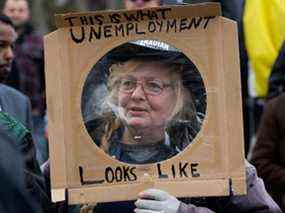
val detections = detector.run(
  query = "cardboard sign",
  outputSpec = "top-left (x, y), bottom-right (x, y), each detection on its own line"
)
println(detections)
top-left (44, 3), bottom-right (246, 204)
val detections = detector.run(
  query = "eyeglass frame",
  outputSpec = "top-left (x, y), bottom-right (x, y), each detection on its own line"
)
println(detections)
top-left (117, 76), bottom-right (175, 96)
top-left (128, 0), bottom-right (152, 2)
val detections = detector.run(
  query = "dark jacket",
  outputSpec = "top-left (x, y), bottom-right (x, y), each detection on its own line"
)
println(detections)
top-left (251, 93), bottom-right (285, 211)
top-left (0, 111), bottom-right (51, 213)
top-left (86, 117), bottom-right (178, 164)
top-left (267, 41), bottom-right (285, 99)
top-left (0, 126), bottom-right (42, 213)
top-left (0, 84), bottom-right (51, 212)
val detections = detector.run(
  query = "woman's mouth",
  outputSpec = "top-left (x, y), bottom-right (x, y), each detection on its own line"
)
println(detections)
top-left (127, 107), bottom-right (147, 116)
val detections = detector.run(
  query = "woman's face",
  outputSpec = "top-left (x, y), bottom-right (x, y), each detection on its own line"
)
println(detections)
top-left (117, 62), bottom-right (177, 131)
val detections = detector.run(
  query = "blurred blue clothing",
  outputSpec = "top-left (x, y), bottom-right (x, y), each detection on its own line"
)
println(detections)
top-left (0, 127), bottom-right (42, 213)
top-left (0, 84), bottom-right (33, 130)
top-left (0, 111), bottom-right (50, 213)
top-left (0, 84), bottom-right (51, 212)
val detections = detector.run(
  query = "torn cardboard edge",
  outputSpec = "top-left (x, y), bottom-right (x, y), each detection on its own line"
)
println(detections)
top-left (55, 3), bottom-right (221, 28)
top-left (50, 176), bottom-right (245, 203)
top-left (52, 188), bottom-right (66, 202)
top-left (66, 177), bottom-right (245, 204)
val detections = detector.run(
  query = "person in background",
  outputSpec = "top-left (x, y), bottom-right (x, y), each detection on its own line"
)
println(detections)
top-left (0, 125), bottom-right (44, 213)
top-left (243, 0), bottom-right (285, 145)
top-left (123, 0), bottom-right (185, 10)
top-left (267, 41), bottom-right (285, 100)
top-left (2, 0), bottom-right (47, 164)
top-left (250, 93), bottom-right (285, 211)
top-left (123, 0), bottom-right (161, 9)
top-left (0, 14), bottom-right (50, 213)
top-left (0, 11), bottom-right (32, 136)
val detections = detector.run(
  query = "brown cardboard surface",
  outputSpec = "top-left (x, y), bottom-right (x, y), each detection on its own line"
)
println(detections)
top-left (221, 17), bottom-right (246, 194)
top-left (55, 3), bottom-right (221, 28)
top-left (44, 31), bottom-right (67, 192)
top-left (44, 3), bottom-right (245, 204)
top-left (68, 179), bottom-right (229, 204)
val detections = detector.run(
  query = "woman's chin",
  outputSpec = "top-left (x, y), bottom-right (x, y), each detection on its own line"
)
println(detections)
top-left (126, 118), bottom-right (149, 129)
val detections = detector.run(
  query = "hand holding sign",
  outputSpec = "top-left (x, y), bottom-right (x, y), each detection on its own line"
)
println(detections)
top-left (135, 188), bottom-right (180, 213)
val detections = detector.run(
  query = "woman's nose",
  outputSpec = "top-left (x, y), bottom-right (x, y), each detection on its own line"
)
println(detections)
top-left (130, 84), bottom-right (146, 100)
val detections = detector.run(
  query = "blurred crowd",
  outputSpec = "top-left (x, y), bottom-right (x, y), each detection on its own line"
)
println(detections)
top-left (0, 0), bottom-right (285, 212)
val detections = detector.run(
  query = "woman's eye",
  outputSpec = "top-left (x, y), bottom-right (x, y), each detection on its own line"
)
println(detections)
top-left (147, 81), bottom-right (163, 91)
top-left (121, 80), bottom-right (135, 90)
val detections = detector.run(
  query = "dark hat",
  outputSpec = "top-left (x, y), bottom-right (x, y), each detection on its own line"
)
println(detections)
top-left (106, 39), bottom-right (187, 66)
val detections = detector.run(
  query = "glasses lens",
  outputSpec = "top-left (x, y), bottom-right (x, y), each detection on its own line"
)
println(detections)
top-left (119, 78), bottom-right (168, 95)
top-left (130, 0), bottom-right (151, 2)
top-left (119, 78), bottom-right (136, 92)
top-left (144, 80), bottom-right (163, 95)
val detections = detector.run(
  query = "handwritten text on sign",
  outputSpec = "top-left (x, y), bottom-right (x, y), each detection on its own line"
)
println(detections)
top-left (63, 8), bottom-right (216, 44)
top-left (79, 161), bottom-right (200, 185)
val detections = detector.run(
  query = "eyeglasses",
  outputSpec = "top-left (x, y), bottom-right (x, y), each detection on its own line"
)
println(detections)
top-left (129, 0), bottom-right (152, 2)
top-left (118, 77), bottom-right (173, 96)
